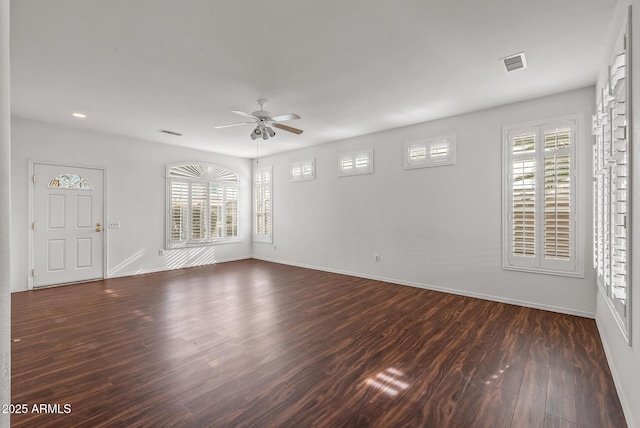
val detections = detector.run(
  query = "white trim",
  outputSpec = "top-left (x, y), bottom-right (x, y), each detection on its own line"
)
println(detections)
top-left (290, 159), bottom-right (315, 182)
top-left (404, 134), bottom-right (456, 169)
top-left (165, 162), bottom-right (241, 249)
top-left (28, 160), bottom-right (108, 290)
top-left (251, 256), bottom-right (595, 319)
top-left (338, 149), bottom-right (374, 176)
top-left (501, 113), bottom-right (584, 278)
top-left (596, 314), bottom-right (637, 428)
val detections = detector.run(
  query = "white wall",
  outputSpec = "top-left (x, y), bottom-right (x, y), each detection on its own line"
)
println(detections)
top-left (252, 87), bottom-right (597, 317)
top-left (595, 2), bottom-right (640, 427)
top-left (0, 0), bottom-right (11, 426)
top-left (10, 117), bottom-right (253, 292)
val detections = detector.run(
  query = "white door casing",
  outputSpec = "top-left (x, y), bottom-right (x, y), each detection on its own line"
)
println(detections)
top-left (32, 163), bottom-right (105, 287)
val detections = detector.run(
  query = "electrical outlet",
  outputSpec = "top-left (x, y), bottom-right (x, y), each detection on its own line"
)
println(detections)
top-left (158, 249), bottom-right (165, 256)
top-left (374, 254), bottom-right (380, 262)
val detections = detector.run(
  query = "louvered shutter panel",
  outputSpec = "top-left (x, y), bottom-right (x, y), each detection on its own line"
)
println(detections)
top-left (191, 182), bottom-right (208, 240)
top-left (542, 127), bottom-right (571, 261)
top-left (511, 132), bottom-right (536, 258)
top-left (302, 162), bottom-right (313, 178)
top-left (254, 167), bottom-right (272, 242)
top-left (225, 186), bottom-right (238, 238)
top-left (355, 152), bottom-right (369, 170)
top-left (340, 155), bottom-right (354, 172)
top-left (429, 140), bottom-right (450, 161)
top-left (170, 181), bottom-right (189, 243)
top-left (255, 182), bottom-right (264, 235)
top-left (409, 144), bottom-right (427, 163)
top-left (512, 156), bottom-right (536, 257)
top-left (210, 185), bottom-right (222, 239)
top-left (543, 153), bottom-right (570, 260)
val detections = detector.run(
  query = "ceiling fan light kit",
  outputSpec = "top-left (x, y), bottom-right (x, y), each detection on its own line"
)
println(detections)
top-left (215, 99), bottom-right (303, 141)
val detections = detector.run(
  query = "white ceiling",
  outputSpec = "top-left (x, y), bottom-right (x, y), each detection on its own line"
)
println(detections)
top-left (10, 0), bottom-right (617, 158)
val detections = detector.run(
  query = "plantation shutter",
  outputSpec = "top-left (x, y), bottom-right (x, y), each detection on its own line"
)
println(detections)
top-left (504, 120), bottom-right (576, 275)
top-left (210, 185), bottom-right (222, 239)
top-left (543, 128), bottom-right (571, 260)
top-left (225, 186), bottom-right (238, 238)
top-left (166, 163), bottom-right (240, 248)
top-left (170, 180), bottom-right (189, 243)
top-left (254, 167), bottom-right (272, 242)
top-left (191, 182), bottom-right (208, 240)
top-left (510, 132), bottom-right (536, 261)
top-left (512, 156), bottom-right (536, 257)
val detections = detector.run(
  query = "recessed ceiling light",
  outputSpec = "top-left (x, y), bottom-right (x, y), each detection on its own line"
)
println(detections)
top-left (72, 112), bottom-right (87, 118)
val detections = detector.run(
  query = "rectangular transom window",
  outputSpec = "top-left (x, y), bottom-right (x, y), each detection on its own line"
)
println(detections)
top-left (502, 117), bottom-right (581, 277)
top-left (404, 135), bottom-right (456, 169)
top-left (290, 159), bottom-right (315, 182)
top-left (338, 150), bottom-right (373, 176)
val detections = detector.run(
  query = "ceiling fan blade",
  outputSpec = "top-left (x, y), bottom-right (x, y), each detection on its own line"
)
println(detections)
top-left (273, 123), bottom-right (304, 135)
top-left (231, 110), bottom-right (258, 120)
top-left (214, 121), bottom-right (254, 129)
top-left (271, 113), bottom-right (301, 122)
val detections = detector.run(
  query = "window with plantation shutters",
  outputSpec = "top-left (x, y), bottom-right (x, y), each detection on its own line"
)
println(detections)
top-left (404, 135), bottom-right (456, 169)
top-left (502, 117), bottom-right (581, 276)
top-left (592, 16), bottom-right (631, 343)
top-left (290, 159), bottom-right (315, 182)
top-left (254, 166), bottom-right (272, 243)
top-left (338, 150), bottom-right (373, 176)
top-left (166, 163), bottom-right (240, 248)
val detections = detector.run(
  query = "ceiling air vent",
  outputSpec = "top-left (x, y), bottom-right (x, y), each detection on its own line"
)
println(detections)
top-left (502, 52), bottom-right (527, 72)
top-left (158, 129), bottom-right (183, 137)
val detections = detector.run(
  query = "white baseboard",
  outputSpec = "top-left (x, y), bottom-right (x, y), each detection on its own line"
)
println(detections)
top-left (252, 256), bottom-right (596, 319)
top-left (595, 317), bottom-right (636, 428)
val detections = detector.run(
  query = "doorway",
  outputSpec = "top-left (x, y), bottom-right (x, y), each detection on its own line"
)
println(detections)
top-left (31, 163), bottom-right (105, 288)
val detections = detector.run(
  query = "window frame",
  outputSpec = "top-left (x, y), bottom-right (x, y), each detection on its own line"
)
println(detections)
top-left (338, 149), bottom-right (373, 177)
top-left (290, 159), bottom-right (315, 182)
top-left (254, 166), bottom-right (273, 243)
top-left (165, 162), bottom-right (240, 249)
top-left (501, 114), bottom-right (583, 277)
top-left (404, 134), bottom-right (456, 169)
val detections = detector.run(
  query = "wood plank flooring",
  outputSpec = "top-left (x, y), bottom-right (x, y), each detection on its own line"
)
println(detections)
top-left (11, 259), bottom-right (626, 427)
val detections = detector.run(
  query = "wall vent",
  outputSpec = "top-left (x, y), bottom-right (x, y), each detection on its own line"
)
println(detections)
top-left (502, 52), bottom-right (527, 72)
top-left (158, 129), bottom-right (183, 137)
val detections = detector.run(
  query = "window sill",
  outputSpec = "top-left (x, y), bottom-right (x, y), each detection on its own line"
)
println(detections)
top-left (502, 264), bottom-right (584, 278)
top-left (166, 239), bottom-right (242, 250)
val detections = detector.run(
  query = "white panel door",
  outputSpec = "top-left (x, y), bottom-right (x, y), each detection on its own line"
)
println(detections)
top-left (33, 164), bottom-right (104, 287)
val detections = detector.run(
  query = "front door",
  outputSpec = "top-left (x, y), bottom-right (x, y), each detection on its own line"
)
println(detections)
top-left (32, 163), bottom-right (104, 287)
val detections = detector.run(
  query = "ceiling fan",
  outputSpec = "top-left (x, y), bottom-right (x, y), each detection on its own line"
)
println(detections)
top-left (214, 99), bottom-right (303, 140)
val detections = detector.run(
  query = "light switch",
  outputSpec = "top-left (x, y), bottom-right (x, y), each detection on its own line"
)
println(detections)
top-left (109, 221), bottom-right (120, 229)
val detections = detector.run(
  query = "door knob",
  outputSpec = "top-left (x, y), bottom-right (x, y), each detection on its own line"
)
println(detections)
top-left (96, 222), bottom-right (102, 232)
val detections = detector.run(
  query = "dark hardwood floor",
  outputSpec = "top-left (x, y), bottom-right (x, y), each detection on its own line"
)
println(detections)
top-left (11, 259), bottom-right (626, 427)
